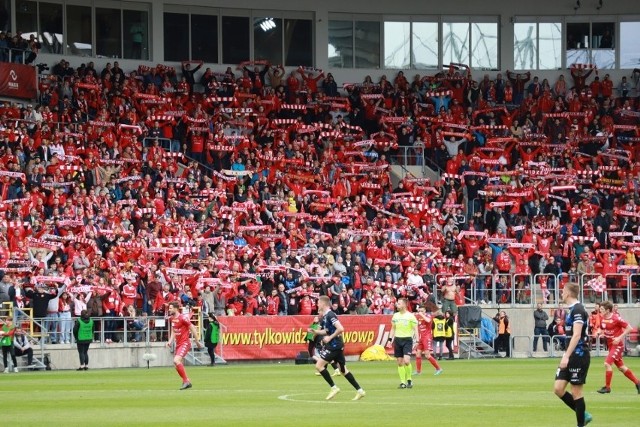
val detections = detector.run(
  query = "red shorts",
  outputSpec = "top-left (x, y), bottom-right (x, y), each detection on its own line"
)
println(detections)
top-left (605, 344), bottom-right (624, 367)
top-left (175, 341), bottom-right (192, 358)
top-left (417, 338), bottom-right (433, 352)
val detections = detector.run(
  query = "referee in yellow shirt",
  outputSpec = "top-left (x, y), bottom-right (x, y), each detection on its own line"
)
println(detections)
top-left (386, 298), bottom-right (419, 388)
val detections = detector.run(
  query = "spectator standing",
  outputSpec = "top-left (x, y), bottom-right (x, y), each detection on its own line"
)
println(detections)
top-left (443, 310), bottom-right (456, 360)
top-left (204, 313), bottom-right (220, 366)
top-left (441, 279), bottom-right (458, 314)
top-left (1, 317), bottom-right (17, 372)
top-left (25, 284), bottom-right (63, 343)
top-left (182, 60), bottom-right (203, 96)
top-left (73, 309), bottom-right (94, 371)
top-left (533, 303), bottom-right (550, 353)
top-left (58, 291), bottom-right (73, 344)
top-left (493, 310), bottom-right (511, 357)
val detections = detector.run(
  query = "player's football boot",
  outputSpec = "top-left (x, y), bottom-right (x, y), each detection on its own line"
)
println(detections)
top-left (325, 387), bottom-right (340, 400)
top-left (352, 389), bottom-right (366, 401)
top-left (584, 411), bottom-right (593, 425)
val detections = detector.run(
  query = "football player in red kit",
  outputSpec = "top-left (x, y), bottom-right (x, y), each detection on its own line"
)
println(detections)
top-left (596, 300), bottom-right (640, 394)
top-left (414, 305), bottom-right (442, 376)
top-left (167, 301), bottom-right (203, 390)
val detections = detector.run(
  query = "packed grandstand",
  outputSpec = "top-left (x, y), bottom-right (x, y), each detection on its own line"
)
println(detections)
top-left (1, 56), bottom-right (640, 321)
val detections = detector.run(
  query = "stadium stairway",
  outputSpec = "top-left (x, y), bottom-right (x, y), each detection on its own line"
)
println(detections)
top-left (457, 328), bottom-right (501, 359)
top-left (185, 347), bottom-right (227, 366)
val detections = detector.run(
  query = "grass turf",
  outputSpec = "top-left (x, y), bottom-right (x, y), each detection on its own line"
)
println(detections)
top-left (1, 358), bottom-right (639, 426)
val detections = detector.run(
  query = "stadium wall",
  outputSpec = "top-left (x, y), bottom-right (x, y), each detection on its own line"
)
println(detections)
top-left (16, 0), bottom-right (639, 100)
top-left (39, 307), bottom-right (639, 369)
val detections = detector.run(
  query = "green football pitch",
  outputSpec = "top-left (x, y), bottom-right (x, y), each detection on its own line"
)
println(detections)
top-left (2, 358), bottom-right (638, 426)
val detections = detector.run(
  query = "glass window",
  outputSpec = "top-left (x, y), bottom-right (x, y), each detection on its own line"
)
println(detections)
top-left (538, 23), bottom-right (561, 70)
top-left (514, 23), bottom-right (536, 70)
top-left (443, 22), bottom-right (469, 66)
top-left (1, 0), bottom-right (10, 32)
top-left (412, 22), bottom-right (438, 69)
top-left (592, 22), bottom-right (614, 49)
top-left (591, 22), bottom-right (615, 69)
top-left (191, 14), bottom-right (218, 63)
top-left (95, 8), bottom-right (121, 59)
top-left (15, 1), bottom-right (38, 39)
top-left (254, 17), bottom-right (282, 65)
top-left (591, 49), bottom-right (615, 69)
top-left (471, 23), bottom-right (498, 69)
top-left (163, 12), bottom-right (188, 62)
top-left (384, 21), bottom-right (410, 69)
top-left (567, 22), bottom-right (590, 49)
top-left (39, 2), bottom-right (63, 54)
top-left (620, 22), bottom-right (640, 69)
top-left (124, 10), bottom-right (149, 60)
top-left (328, 20), bottom-right (352, 68)
top-left (566, 22), bottom-right (616, 69)
top-left (355, 21), bottom-right (380, 68)
top-left (566, 48), bottom-right (590, 66)
top-left (284, 18), bottom-right (312, 67)
top-left (222, 16), bottom-right (250, 65)
top-left (66, 5), bottom-right (92, 56)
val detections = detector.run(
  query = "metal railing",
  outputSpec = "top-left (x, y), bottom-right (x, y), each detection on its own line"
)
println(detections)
top-left (389, 146), bottom-right (442, 176)
top-left (511, 335), bottom-right (531, 357)
top-left (143, 136), bottom-right (179, 153)
top-left (432, 271), bottom-right (640, 308)
top-left (0, 46), bottom-right (28, 64)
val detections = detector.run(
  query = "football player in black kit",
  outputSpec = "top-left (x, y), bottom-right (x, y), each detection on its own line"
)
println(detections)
top-left (553, 282), bottom-right (592, 426)
top-left (308, 295), bottom-right (366, 401)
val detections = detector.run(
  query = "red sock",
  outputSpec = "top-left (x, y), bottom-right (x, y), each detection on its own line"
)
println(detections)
top-left (605, 370), bottom-right (613, 388)
top-left (415, 356), bottom-right (422, 373)
top-left (623, 369), bottom-right (639, 385)
top-left (175, 363), bottom-right (189, 382)
top-left (428, 356), bottom-right (441, 370)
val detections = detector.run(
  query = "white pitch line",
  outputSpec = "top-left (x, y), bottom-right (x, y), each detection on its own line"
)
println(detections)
top-left (0, 389), bottom-right (283, 394)
top-left (277, 393), bottom-right (638, 409)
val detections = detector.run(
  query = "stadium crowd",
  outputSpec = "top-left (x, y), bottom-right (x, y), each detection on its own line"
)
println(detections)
top-left (1, 52), bottom-right (640, 333)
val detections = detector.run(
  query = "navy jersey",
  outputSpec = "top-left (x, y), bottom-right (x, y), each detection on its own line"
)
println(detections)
top-left (320, 310), bottom-right (344, 351)
top-left (565, 302), bottom-right (589, 356)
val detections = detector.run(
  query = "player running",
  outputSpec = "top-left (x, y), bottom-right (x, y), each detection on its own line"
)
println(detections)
top-left (596, 300), bottom-right (640, 394)
top-left (553, 283), bottom-right (592, 427)
top-left (414, 304), bottom-right (442, 376)
top-left (308, 296), bottom-right (366, 401)
top-left (387, 298), bottom-right (419, 389)
top-left (167, 301), bottom-right (203, 390)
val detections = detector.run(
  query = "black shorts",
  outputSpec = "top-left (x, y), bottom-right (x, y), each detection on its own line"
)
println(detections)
top-left (555, 351), bottom-right (590, 385)
top-left (318, 347), bottom-right (346, 368)
top-left (393, 337), bottom-right (414, 358)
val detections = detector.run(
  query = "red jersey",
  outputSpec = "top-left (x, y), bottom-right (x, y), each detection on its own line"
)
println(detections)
top-left (418, 314), bottom-right (433, 341)
top-left (170, 313), bottom-right (193, 346)
top-left (266, 296), bottom-right (279, 315)
top-left (600, 313), bottom-right (629, 346)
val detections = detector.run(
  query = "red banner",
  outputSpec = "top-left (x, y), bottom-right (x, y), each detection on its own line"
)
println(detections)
top-left (0, 63), bottom-right (37, 99)
top-left (219, 315), bottom-right (392, 360)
